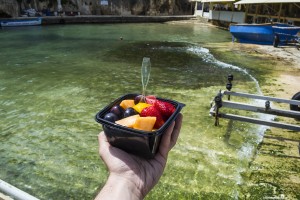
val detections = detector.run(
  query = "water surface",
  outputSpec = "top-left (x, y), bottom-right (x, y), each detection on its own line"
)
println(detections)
top-left (1, 23), bottom-right (265, 199)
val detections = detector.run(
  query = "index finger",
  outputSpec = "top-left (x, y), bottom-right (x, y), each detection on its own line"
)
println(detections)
top-left (158, 113), bottom-right (183, 159)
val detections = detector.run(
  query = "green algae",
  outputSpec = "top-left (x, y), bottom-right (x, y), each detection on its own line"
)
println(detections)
top-left (206, 41), bottom-right (300, 200)
top-left (0, 23), bottom-right (299, 200)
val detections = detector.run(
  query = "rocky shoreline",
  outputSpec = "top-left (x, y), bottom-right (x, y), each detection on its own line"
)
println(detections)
top-left (233, 43), bottom-right (300, 99)
top-left (40, 15), bottom-right (196, 25)
top-left (175, 18), bottom-right (300, 198)
top-left (172, 19), bottom-right (300, 99)
top-left (0, 15), bottom-right (196, 25)
top-left (215, 37), bottom-right (300, 200)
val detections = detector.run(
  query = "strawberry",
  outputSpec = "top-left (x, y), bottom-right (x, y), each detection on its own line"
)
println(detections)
top-left (145, 95), bottom-right (156, 105)
top-left (154, 100), bottom-right (175, 120)
top-left (140, 105), bottom-right (165, 129)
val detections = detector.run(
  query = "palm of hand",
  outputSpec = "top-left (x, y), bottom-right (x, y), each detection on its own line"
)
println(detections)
top-left (98, 113), bottom-right (182, 199)
top-left (100, 134), bottom-right (166, 196)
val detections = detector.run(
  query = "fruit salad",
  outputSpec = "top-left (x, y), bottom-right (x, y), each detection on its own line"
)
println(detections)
top-left (103, 95), bottom-right (176, 131)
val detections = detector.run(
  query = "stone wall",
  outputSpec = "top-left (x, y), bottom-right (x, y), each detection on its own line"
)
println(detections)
top-left (0, 0), bottom-right (192, 18)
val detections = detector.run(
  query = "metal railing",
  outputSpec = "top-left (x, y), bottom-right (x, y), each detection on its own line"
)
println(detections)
top-left (210, 75), bottom-right (300, 132)
top-left (0, 179), bottom-right (40, 200)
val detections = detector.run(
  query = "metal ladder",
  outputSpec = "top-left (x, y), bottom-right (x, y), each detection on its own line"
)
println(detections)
top-left (210, 75), bottom-right (300, 132)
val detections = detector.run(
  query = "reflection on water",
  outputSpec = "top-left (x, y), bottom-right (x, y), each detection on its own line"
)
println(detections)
top-left (1, 23), bottom-right (263, 199)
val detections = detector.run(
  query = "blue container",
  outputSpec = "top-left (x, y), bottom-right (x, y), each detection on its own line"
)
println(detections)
top-left (95, 93), bottom-right (185, 159)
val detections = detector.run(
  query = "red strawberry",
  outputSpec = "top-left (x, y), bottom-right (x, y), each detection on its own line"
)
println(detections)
top-left (154, 100), bottom-right (175, 120)
top-left (145, 95), bottom-right (156, 105)
top-left (140, 105), bottom-right (165, 129)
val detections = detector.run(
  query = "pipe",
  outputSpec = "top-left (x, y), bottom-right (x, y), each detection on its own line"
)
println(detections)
top-left (57, 0), bottom-right (62, 12)
top-left (0, 179), bottom-right (40, 200)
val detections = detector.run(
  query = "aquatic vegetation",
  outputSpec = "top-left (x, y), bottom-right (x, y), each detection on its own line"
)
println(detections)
top-left (0, 23), bottom-right (299, 199)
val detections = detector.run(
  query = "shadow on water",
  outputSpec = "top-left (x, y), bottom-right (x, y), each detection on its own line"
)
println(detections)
top-left (224, 119), bottom-right (234, 147)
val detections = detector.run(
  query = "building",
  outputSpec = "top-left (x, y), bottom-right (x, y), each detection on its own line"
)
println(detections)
top-left (235, 0), bottom-right (300, 25)
top-left (193, 0), bottom-right (300, 26)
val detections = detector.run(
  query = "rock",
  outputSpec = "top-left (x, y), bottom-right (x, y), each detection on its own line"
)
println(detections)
top-left (0, 0), bottom-right (192, 18)
top-left (0, 0), bottom-right (19, 17)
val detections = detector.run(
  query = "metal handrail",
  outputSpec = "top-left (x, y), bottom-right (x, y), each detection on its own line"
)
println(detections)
top-left (222, 100), bottom-right (300, 119)
top-left (223, 91), bottom-right (300, 106)
top-left (210, 90), bottom-right (300, 132)
top-left (210, 109), bottom-right (300, 132)
top-left (0, 179), bottom-right (40, 200)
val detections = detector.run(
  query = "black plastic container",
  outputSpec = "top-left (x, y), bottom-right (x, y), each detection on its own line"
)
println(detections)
top-left (95, 93), bottom-right (185, 159)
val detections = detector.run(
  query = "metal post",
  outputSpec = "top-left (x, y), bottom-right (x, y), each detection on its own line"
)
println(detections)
top-left (0, 179), bottom-right (40, 200)
top-left (226, 74), bottom-right (233, 100)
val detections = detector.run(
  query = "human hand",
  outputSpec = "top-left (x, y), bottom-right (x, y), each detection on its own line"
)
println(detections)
top-left (95, 113), bottom-right (183, 200)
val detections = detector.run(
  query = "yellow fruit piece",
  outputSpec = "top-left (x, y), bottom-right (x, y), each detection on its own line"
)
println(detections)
top-left (133, 117), bottom-right (156, 131)
top-left (115, 115), bottom-right (140, 128)
top-left (132, 103), bottom-right (151, 113)
top-left (120, 99), bottom-right (135, 109)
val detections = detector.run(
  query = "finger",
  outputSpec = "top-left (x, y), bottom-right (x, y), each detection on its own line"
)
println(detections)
top-left (98, 131), bottom-right (110, 159)
top-left (170, 113), bottom-right (183, 148)
top-left (158, 120), bottom-right (175, 159)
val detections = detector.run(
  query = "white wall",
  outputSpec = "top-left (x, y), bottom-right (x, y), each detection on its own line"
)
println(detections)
top-left (194, 1), bottom-right (245, 24)
top-left (210, 11), bottom-right (245, 23)
top-left (194, 9), bottom-right (202, 16)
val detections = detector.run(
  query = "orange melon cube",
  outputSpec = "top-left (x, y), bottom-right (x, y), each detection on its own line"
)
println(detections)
top-left (133, 117), bottom-right (156, 131)
top-left (115, 114), bottom-right (140, 128)
top-left (120, 99), bottom-right (135, 109)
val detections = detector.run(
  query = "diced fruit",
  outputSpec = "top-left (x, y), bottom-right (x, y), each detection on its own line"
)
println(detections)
top-left (120, 99), bottom-right (135, 109)
top-left (154, 100), bottom-right (175, 120)
top-left (145, 95), bottom-right (156, 105)
top-left (115, 114), bottom-right (140, 128)
top-left (134, 95), bottom-right (146, 104)
top-left (105, 95), bottom-right (177, 131)
top-left (110, 105), bottom-right (124, 119)
top-left (140, 105), bottom-right (164, 129)
top-left (133, 117), bottom-right (156, 131)
top-left (134, 95), bottom-right (157, 105)
top-left (123, 107), bottom-right (138, 118)
top-left (133, 102), bottom-right (151, 113)
top-left (104, 113), bottom-right (119, 123)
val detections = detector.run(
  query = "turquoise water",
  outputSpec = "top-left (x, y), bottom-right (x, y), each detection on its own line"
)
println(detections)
top-left (1, 23), bottom-right (262, 199)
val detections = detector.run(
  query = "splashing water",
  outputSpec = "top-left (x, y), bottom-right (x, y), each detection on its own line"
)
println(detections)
top-left (187, 46), bottom-right (262, 95)
top-left (184, 46), bottom-right (277, 188)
